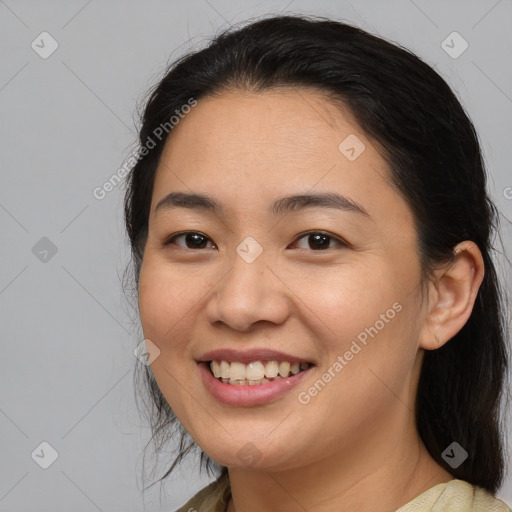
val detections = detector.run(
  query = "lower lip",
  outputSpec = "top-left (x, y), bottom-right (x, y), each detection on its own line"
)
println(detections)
top-left (198, 362), bottom-right (313, 406)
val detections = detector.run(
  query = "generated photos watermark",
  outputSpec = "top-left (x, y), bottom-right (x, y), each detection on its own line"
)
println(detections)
top-left (298, 302), bottom-right (403, 404)
top-left (93, 97), bottom-right (197, 200)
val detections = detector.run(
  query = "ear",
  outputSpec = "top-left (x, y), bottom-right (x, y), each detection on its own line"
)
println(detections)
top-left (419, 241), bottom-right (485, 350)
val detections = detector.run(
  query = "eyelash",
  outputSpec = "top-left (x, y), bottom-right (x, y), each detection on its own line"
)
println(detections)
top-left (163, 230), bottom-right (348, 251)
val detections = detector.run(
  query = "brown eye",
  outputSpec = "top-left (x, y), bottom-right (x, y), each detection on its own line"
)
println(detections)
top-left (292, 231), bottom-right (346, 251)
top-left (166, 232), bottom-right (216, 249)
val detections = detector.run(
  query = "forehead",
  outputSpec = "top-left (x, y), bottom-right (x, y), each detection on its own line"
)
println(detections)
top-left (164, 87), bottom-right (361, 157)
top-left (153, 88), bottom-right (390, 200)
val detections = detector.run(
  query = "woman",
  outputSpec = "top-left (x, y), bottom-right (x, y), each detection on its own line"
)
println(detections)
top-left (124, 15), bottom-right (510, 511)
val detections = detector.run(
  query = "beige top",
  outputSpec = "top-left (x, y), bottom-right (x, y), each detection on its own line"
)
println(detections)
top-left (176, 472), bottom-right (511, 512)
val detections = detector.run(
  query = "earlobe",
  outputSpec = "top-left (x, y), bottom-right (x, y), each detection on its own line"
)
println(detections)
top-left (419, 241), bottom-right (485, 351)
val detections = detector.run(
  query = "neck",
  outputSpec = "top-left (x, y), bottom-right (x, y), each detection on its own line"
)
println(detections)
top-left (226, 410), bottom-right (453, 512)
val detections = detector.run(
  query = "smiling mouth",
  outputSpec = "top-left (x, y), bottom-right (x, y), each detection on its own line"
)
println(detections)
top-left (208, 360), bottom-right (313, 386)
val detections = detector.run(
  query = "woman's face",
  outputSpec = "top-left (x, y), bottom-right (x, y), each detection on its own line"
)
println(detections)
top-left (138, 88), bottom-right (430, 471)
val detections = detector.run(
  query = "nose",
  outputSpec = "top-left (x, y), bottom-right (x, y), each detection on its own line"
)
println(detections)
top-left (205, 249), bottom-right (291, 332)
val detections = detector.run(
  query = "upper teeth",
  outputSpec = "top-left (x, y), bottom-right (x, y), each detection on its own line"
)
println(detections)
top-left (210, 360), bottom-right (310, 381)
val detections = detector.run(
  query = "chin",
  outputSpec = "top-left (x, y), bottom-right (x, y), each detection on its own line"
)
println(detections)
top-left (198, 437), bottom-right (299, 472)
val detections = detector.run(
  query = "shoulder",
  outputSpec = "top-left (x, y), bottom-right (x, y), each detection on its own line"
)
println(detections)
top-left (175, 472), bottom-right (231, 512)
top-left (174, 475), bottom-right (511, 512)
top-left (397, 479), bottom-right (511, 512)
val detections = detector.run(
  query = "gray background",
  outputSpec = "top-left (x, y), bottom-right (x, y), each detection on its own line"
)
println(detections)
top-left (1, 0), bottom-right (511, 510)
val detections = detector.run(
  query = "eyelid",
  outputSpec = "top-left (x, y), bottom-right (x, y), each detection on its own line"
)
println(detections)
top-left (164, 231), bottom-right (217, 249)
top-left (163, 230), bottom-right (349, 251)
top-left (290, 230), bottom-right (349, 250)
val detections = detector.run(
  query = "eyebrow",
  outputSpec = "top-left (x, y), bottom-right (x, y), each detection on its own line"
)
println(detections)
top-left (154, 191), bottom-right (369, 218)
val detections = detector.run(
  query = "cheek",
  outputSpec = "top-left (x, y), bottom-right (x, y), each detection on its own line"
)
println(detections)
top-left (287, 262), bottom-right (396, 344)
top-left (138, 255), bottom-right (206, 347)
top-left (296, 259), bottom-right (422, 388)
top-left (138, 264), bottom-right (170, 340)
top-left (137, 257), bottom-right (206, 427)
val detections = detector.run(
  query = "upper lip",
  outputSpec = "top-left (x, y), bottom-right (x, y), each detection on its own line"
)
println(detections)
top-left (197, 349), bottom-right (315, 365)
